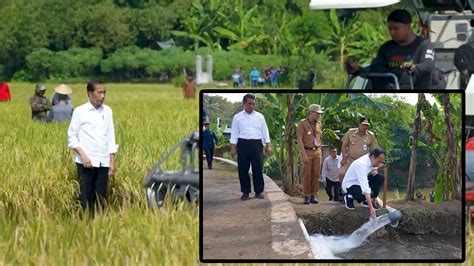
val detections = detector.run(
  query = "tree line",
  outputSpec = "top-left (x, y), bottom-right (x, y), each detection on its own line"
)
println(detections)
top-left (0, 0), bottom-right (414, 86)
top-left (204, 93), bottom-right (462, 201)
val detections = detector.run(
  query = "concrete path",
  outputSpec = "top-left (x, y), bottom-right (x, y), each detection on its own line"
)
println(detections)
top-left (202, 158), bottom-right (314, 260)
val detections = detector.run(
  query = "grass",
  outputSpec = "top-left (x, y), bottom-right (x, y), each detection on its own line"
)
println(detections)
top-left (0, 82), bottom-right (199, 264)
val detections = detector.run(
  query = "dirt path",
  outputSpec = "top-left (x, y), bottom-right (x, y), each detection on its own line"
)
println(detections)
top-left (202, 159), bottom-right (312, 260)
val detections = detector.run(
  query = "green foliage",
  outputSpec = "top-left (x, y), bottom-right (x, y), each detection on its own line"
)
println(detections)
top-left (0, 0), bottom-right (423, 85)
top-left (25, 48), bottom-right (103, 81)
top-left (172, 75), bottom-right (185, 88)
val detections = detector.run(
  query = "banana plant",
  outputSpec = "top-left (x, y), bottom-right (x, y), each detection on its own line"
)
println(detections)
top-left (319, 9), bottom-right (360, 72)
top-left (171, 0), bottom-right (229, 50)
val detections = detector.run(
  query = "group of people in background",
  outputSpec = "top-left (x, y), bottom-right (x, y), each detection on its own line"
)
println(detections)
top-left (29, 83), bottom-right (73, 123)
top-left (207, 94), bottom-right (386, 218)
top-left (231, 66), bottom-right (284, 88)
top-left (297, 111), bottom-right (385, 219)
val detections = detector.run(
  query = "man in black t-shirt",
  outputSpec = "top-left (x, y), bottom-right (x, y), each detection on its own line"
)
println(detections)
top-left (346, 9), bottom-right (435, 90)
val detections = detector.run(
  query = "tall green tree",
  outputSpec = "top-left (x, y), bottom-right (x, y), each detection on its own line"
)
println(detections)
top-left (406, 93), bottom-right (424, 200)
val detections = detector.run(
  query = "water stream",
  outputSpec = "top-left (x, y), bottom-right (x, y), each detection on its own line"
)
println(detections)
top-left (309, 213), bottom-right (392, 259)
top-left (308, 212), bottom-right (462, 259)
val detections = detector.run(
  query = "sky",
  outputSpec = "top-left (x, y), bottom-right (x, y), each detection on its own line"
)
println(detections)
top-left (205, 93), bottom-right (437, 106)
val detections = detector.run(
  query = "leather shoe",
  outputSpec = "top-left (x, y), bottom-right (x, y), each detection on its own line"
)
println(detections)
top-left (241, 193), bottom-right (250, 201)
top-left (303, 196), bottom-right (310, 204)
top-left (255, 193), bottom-right (264, 199)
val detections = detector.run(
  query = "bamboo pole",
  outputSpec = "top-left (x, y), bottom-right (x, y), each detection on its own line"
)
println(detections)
top-left (383, 165), bottom-right (388, 208)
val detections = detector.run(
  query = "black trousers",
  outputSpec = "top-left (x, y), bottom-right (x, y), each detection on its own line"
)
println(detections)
top-left (204, 146), bottom-right (214, 169)
top-left (325, 177), bottom-right (341, 201)
top-left (346, 173), bottom-right (384, 203)
top-left (76, 163), bottom-right (109, 212)
top-left (237, 138), bottom-right (264, 194)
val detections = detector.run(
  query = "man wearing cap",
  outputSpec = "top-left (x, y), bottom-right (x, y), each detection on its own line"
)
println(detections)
top-left (29, 84), bottom-right (52, 121)
top-left (52, 84), bottom-right (73, 107)
top-left (338, 117), bottom-right (379, 182)
top-left (297, 104), bottom-right (324, 204)
top-left (68, 80), bottom-right (117, 213)
top-left (203, 121), bottom-right (219, 169)
top-left (345, 9), bottom-right (435, 89)
top-left (230, 94), bottom-right (271, 201)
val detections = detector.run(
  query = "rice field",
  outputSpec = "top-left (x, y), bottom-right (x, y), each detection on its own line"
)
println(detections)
top-left (0, 83), bottom-right (198, 265)
top-left (1, 83), bottom-right (472, 265)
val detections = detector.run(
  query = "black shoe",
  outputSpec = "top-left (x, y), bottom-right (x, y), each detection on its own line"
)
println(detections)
top-left (328, 196), bottom-right (333, 201)
top-left (241, 193), bottom-right (250, 201)
top-left (344, 195), bottom-right (355, 210)
top-left (255, 193), bottom-right (264, 199)
top-left (373, 202), bottom-right (381, 211)
top-left (304, 196), bottom-right (310, 204)
top-left (310, 196), bottom-right (318, 204)
top-left (361, 201), bottom-right (381, 210)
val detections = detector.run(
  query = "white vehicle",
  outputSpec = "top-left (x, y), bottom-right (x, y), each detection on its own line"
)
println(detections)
top-left (311, 0), bottom-right (474, 90)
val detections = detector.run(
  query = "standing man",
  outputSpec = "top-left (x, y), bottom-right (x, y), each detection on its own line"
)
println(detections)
top-left (230, 94), bottom-right (271, 201)
top-left (203, 121), bottom-right (219, 169)
top-left (29, 84), bottom-right (52, 121)
top-left (297, 104), bottom-right (324, 204)
top-left (342, 148), bottom-right (386, 218)
top-left (338, 117), bottom-right (379, 181)
top-left (322, 147), bottom-right (341, 201)
top-left (182, 74), bottom-right (196, 99)
top-left (250, 67), bottom-right (260, 88)
top-left (68, 80), bottom-right (117, 213)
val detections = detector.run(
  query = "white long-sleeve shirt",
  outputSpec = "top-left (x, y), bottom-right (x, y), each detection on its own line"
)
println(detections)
top-left (342, 154), bottom-right (373, 195)
top-left (67, 101), bottom-right (117, 167)
top-left (321, 155), bottom-right (340, 182)
top-left (230, 110), bottom-right (270, 145)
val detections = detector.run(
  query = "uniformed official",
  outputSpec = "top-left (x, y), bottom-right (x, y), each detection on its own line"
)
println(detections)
top-left (29, 84), bottom-right (52, 121)
top-left (338, 117), bottom-right (379, 181)
top-left (297, 104), bottom-right (324, 204)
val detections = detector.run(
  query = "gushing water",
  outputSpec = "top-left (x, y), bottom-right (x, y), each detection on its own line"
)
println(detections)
top-left (309, 214), bottom-right (392, 259)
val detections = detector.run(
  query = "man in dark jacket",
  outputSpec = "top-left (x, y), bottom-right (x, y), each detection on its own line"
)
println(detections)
top-left (29, 84), bottom-right (52, 121)
top-left (203, 122), bottom-right (219, 169)
top-left (346, 9), bottom-right (435, 90)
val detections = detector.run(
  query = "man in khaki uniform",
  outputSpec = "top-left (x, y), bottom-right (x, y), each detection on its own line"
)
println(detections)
top-left (338, 117), bottom-right (379, 181)
top-left (297, 104), bottom-right (324, 204)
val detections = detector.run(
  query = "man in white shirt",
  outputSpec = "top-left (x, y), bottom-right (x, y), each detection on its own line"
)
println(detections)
top-left (342, 148), bottom-right (386, 218)
top-left (322, 147), bottom-right (341, 201)
top-left (230, 94), bottom-right (271, 201)
top-left (68, 80), bottom-right (117, 213)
